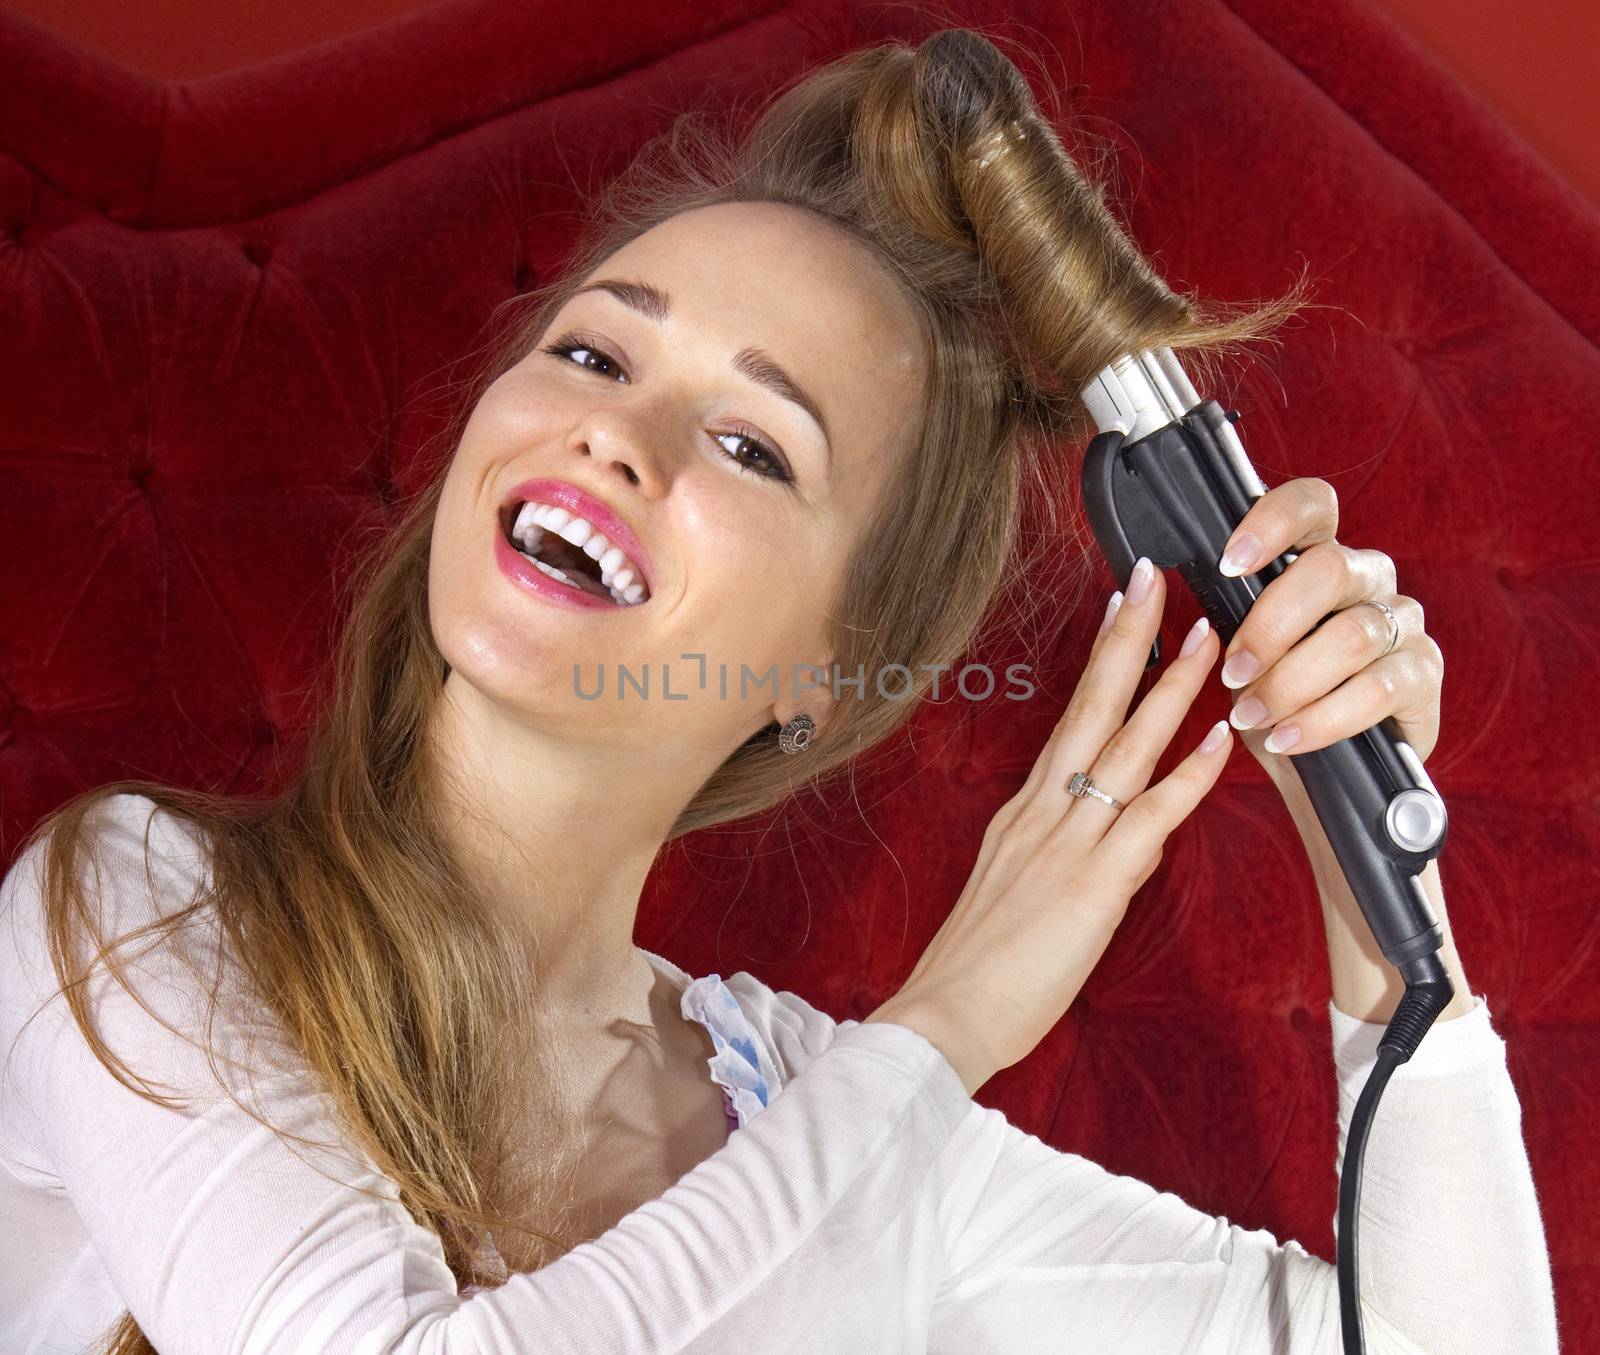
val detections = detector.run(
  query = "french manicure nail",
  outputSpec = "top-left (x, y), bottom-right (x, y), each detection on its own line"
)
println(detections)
top-left (1264, 724), bottom-right (1302, 754)
top-left (1198, 719), bottom-right (1229, 755)
top-left (1230, 696), bottom-right (1267, 730)
top-left (1179, 616), bottom-right (1210, 658)
top-left (1219, 532), bottom-right (1262, 578)
top-left (1099, 590), bottom-right (1124, 633)
top-left (1220, 650), bottom-right (1260, 688)
top-left (1126, 556), bottom-right (1155, 605)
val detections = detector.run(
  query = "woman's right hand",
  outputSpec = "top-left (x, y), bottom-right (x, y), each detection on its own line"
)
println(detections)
top-left (865, 557), bottom-right (1233, 1096)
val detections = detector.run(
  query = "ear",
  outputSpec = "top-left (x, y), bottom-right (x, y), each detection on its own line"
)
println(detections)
top-left (773, 652), bottom-right (838, 740)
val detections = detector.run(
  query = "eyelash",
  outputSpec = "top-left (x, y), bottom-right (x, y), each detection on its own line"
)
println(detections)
top-left (538, 331), bottom-right (797, 485)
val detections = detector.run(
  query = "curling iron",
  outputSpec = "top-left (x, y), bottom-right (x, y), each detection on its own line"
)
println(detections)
top-left (1078, 348), bottom-right (1457, 1355)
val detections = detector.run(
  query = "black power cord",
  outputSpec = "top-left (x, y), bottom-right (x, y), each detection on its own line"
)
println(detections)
top-left (1337, 958), bottom-right (1456, 1355)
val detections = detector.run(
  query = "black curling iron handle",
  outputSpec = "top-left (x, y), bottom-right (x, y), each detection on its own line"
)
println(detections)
top-left (1080, 401), bottom-right (1451, 974)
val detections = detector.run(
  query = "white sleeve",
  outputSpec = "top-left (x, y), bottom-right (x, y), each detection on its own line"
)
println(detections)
top-left (924, 994), bottom-right (1559, 1354)
top-left (0, 802), bottom-right (975, 1355)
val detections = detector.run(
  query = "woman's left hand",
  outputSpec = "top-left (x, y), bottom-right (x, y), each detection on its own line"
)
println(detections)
top-left (1212, 477), bottom-right (1444, 779)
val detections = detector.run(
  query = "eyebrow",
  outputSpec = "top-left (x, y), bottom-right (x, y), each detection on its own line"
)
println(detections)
top-left (571, 277), bottom-right (833, 467)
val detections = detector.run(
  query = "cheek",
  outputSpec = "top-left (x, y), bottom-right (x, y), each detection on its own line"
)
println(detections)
top-left (426, 448), bottom-right (511, 652)
top-left (425, 503), bottom-right (475, 659)
top-left (474, 367), bottom-right (558, 446)
top-left (700, 522), bottom-right (840, 661)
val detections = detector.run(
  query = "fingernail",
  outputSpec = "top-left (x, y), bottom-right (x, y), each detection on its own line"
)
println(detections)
top-left (1219, 532), bottom-right (1262, 578)
top-left (1126, 556), bottom-right (1155, 605)
top-left (1178, 616), bottom-right (1210, 658)
top-left (1220, 650), bottom-right (1260, 688)
top-left (1099, 590), bottom-right (1124, 633)
top-left (1264, 724), bottom-right (1302, 754)
top-left (1198, 719), bottom-right (1229, 755)
top-left (1230, 695), bottom-right (1267, 730)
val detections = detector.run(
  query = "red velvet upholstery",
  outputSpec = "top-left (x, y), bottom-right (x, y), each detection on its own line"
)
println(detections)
top-left (2, 0), bottom-right (1591, 1343)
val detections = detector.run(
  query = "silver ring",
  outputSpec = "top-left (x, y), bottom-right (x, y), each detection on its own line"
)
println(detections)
top-left (1361, 599), bottom-right (1401, 657)
top-left (1067, 771), bottom-right (1126, 810)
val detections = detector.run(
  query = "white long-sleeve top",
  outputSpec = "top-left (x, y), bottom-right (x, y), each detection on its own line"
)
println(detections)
top-left (0, 793), bottom-right (1558, 1353)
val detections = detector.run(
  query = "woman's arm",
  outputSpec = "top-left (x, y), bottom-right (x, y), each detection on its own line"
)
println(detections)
top-left (0, 811), bottom-right (975, 1354)
top-left (923, 991), bottom-right (1558, 1353)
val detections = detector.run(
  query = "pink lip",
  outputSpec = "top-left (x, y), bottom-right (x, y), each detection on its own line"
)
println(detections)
top-left (501, 478), bottom-right (655, 597)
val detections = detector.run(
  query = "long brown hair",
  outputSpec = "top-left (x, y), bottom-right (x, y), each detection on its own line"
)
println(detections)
top-left (14, 28), bottom-right (1314, 1352)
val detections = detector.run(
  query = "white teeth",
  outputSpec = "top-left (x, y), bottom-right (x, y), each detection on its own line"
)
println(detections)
top-left (526, 553), bottom-right (581, 589)
top-left (508, 500), bottom-right (652, 604)
top-left (555, 517), bottom-right (593, 549)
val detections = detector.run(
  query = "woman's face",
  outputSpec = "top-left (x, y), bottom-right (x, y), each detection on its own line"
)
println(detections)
top-left (429, 202), bottom-right (927, 757)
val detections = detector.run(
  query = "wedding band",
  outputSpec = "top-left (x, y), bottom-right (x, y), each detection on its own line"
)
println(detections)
top-left (1361, 599), bottom-right (1401, 657)
top-left (1067, 771), bottom-right (1126, 810)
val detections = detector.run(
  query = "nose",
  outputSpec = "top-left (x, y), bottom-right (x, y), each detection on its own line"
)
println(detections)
top-left (594, 452), bottom-right (641, 487)
top-left (573, 409), bottom-right (671, 495)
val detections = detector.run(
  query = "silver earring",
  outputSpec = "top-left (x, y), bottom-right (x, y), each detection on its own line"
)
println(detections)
top-left (778, 713), bottom-right (816, 755)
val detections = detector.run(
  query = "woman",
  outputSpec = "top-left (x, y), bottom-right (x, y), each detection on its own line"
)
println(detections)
top-left (0, 28), bottom-right (1556, 1354)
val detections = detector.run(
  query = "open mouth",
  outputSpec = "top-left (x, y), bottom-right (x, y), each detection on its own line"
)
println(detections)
top-left (498, 499), bottom-right (651, 607)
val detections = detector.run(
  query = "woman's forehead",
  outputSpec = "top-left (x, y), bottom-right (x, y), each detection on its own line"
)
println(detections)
top-left (602, 205), bottom-right (923, 357)
top-left (586, 206), bottom-right (926, 466)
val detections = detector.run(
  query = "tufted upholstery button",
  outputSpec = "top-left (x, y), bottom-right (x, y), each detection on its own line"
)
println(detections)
top-left (243, 241), bottom-right (273, 268)
top-left (951, 759), bottom-right (982, 787)
top-left (1290, 1005), bottom-right (1311, 1030)
top-left (253, 719), bottom-right (278, 746)
top-left (131, 463), bottom-right (153, 490)
top-left (1497, 564), bottom-right (1515, 587)
top-left (514, 263), bottom-right (537, 292)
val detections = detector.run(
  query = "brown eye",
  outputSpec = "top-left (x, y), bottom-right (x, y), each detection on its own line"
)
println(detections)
top-left (540, 334), bottom-right (627, 382)
top-left (715, 427), bottom-right (794, 484)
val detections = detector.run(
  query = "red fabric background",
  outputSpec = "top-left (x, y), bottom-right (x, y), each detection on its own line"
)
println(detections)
top-left (8, 0), bottom-right (1600, 215)
top-left (1, 0), bottom-right (1592, 1344)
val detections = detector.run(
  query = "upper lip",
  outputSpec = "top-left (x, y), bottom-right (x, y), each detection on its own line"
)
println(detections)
top-left (499, 478), bottom-right (656, 596)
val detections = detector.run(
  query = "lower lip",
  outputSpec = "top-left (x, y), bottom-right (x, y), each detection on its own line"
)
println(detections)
top-left (494, 528), bottom-right (632, 613)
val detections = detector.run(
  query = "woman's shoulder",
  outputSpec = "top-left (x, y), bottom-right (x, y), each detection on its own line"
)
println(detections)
top-left (1, 791), bottom-right (221, 1032)
top-left (4, 790), bottom-right (210, 897)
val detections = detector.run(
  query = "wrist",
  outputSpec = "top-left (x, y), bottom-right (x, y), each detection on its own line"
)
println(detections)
top-left (864, 995), bottom-right (988, 1097)
top-left (1317, 858), bottom-right (1477, 1023)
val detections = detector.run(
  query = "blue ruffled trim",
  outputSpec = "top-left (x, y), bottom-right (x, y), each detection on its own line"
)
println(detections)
top-left (680, 972), bottom-right (777, 1132)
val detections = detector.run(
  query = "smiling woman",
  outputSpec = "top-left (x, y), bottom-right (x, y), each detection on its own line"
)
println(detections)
top-left (0, 26), bottom-right (1375, 1355)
